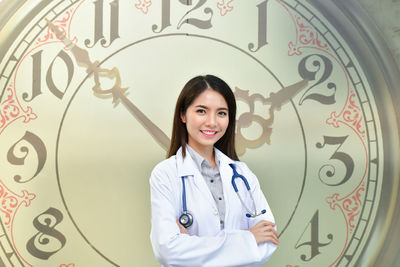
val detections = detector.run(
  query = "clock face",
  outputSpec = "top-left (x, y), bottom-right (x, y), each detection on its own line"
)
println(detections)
top-left (0, 0), bottom-right (398, 266)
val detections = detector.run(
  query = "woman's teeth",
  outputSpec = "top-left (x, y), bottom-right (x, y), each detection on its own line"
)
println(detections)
top-left (201, 130), bottom-right (217, 136)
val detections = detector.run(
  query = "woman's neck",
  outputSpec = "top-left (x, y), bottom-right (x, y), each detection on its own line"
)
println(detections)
top-left (188, 144), bottom-right (216, 168)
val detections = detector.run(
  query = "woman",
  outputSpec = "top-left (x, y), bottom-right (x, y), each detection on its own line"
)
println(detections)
top-left (150, 75), bottom-right (279, 267)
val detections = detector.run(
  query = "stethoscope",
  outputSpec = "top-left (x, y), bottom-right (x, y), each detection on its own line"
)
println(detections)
top-left (179, 163), bottom-right (266, 228)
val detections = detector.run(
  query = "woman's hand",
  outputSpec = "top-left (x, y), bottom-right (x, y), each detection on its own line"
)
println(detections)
top-left (249, 220), bottom-right (279, 245)
top-left (176, 219), bottom-right (189, 234)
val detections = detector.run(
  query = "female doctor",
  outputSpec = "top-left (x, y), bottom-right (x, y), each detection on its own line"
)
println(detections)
top-left (150, 75), bottom-right (279, 267)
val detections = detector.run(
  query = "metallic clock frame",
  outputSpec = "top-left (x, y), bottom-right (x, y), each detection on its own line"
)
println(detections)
top-left (0, 0), bottom-right (399, 266)
top-left (308, 1), bottom-right (400, 266)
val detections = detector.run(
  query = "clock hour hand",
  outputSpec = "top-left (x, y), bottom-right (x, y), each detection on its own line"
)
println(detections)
top-left (265, 79), bottom-right (308, 110)
top-left (234, 79), bottom-right (309, 155)
top-left (46, 19), bottom-right (171, 151)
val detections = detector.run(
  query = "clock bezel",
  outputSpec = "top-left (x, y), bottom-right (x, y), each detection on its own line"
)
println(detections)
top-left (0, 0), bottom-right (399, 266)
top-left (308, 0), bottom-right (400, 266)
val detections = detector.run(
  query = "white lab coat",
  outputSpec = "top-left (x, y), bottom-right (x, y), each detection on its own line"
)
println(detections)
top-left (150, 147), bottom-right (277, 267)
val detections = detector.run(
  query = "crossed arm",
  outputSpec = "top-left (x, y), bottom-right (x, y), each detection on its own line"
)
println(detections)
top-left (176, 219), bottom-right (279, 245)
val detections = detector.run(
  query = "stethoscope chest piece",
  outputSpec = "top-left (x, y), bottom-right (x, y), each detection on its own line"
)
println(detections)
top-left (179, 212), bottom-right (193, 228)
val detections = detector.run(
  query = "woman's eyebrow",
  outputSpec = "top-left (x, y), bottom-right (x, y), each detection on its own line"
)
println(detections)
top-left (194, 104), bottom-right (208, 109)
top-left (194, 105), bottom-right (228, 111)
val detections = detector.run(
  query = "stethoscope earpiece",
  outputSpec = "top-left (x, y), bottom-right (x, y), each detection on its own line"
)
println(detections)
top-left (246, 209), bottom-right (266, 218)
top-left (261, 209), bottom-right (266, 214)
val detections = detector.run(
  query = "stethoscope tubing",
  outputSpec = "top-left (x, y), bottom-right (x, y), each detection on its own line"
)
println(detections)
top-left (180, 176), bottom-right (193, 228)
top-left (180, 163), bottom-right (266, 227)
top-left (181, 176), bottom-right (188, 212)
top-left (230, 163), bottom-right (266, 218)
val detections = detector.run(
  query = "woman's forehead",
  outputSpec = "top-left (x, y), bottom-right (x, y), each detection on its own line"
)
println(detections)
top-left (191, 89), bottom-right (228, 107)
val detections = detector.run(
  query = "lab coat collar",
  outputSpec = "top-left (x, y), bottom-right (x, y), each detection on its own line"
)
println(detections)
top-left (176, 146), bottom-right (235, 178)
top-left (176, 146), bottom-right (236, 216)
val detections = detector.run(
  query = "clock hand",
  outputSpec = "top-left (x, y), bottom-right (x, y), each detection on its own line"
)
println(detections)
top-left (263, 79), bottom-right (309, 130)
top-left (45, 19), bottom-right (97, 71)
top-left (234, 79), bottom-right (308, 155)
top-left (265, 79), bottom-right (308, 110)
top-left (46, 20), bottom-right (170, 151)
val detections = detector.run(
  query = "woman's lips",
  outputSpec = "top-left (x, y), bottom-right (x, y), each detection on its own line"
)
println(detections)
top-left (200, 130), bottom-right (217, 138)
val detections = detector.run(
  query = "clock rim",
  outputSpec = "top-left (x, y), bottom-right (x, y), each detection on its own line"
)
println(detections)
top-left (0, 0), bottom-right (49, 64)
top-left (0, 0), bottom-right (399, 266)
top-left (308, 0), bottom-right (400, 266)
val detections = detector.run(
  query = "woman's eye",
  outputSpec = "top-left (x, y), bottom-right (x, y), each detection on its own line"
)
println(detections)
top-left (218, 111), bottom-right (227, 116)
top-left (196, 109), bottom-right (206, 114)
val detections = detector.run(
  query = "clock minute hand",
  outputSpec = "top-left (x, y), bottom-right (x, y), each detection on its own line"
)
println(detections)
top-left (46, 19), bottom-right (171, 151)
top-left (45, 19), bottom-right (97, 71)
top-left (111, 87), bottom-right (171, 151)
top-left (46, 19), bottom-right (114, 97)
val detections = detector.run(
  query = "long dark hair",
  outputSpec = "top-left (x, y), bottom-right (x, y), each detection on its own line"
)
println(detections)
top-left (167, 75), bottom-right (239, 160)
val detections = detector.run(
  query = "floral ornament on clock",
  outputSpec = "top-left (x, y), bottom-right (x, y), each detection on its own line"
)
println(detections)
top-left (217, 0), bottom-right (234, 16)
top-left (135, 0), bottom-right (152, 14)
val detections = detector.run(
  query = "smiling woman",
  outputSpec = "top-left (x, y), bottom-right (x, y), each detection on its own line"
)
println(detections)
top-left (180, 88), bottom-right (229, 166)
top-left (169, 75), bottom-right (237, 161)
top-left (149, 75), bottom-right (279, 267)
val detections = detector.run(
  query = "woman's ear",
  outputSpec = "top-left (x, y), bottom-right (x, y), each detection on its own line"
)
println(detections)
top-left (180, 112), bottom-right (186, 123)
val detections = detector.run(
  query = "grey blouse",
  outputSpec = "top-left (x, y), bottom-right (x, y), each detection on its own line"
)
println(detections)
top-left (186, 145), bottom-right (226, 229)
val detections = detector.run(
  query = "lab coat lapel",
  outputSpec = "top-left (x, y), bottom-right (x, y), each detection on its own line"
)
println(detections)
top-left (176, 147), bottom-right (218, 211)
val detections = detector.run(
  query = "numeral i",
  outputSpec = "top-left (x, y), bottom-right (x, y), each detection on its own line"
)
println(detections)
top-left (249, 0), bottom-right (270, 52)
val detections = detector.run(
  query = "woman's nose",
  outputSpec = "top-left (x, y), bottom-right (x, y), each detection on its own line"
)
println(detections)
top-left (205, 113), bottom-right (217, 126)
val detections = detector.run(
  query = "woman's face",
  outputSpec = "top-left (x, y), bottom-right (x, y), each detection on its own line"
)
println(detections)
top-left (181, 88), bottom-right (229, 154)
